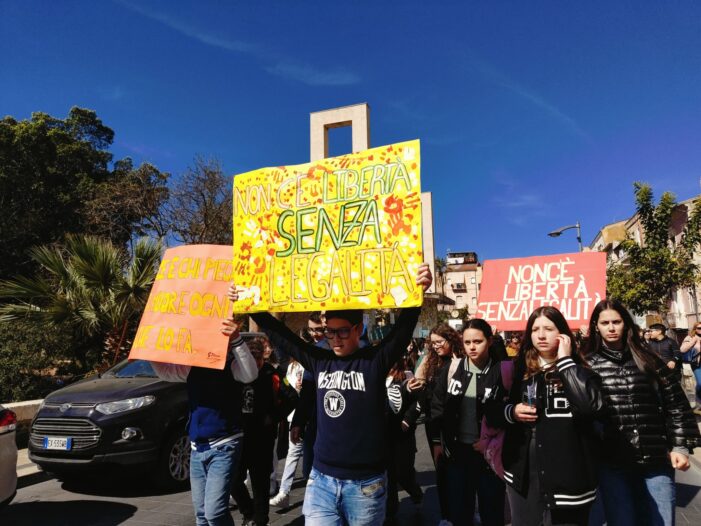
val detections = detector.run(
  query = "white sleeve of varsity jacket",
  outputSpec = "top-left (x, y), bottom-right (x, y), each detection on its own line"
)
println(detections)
top-left (150, 361), bottom-right (191, 383)
top-left (230, 336), bottom-right (258, 383)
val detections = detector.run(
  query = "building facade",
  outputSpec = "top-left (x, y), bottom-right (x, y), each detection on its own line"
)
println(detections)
top-left (440, 252), bottom-right (482, 316)
top-left (590, 194), bottom-right (701, 331)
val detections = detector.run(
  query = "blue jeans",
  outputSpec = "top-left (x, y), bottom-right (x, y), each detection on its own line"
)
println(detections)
top-left (278, 435), bottom-right (304, 495)
top-left (593, 463), bottom-right (675, 526)
top-left (190, 439), bottom-right (242, 526)
top-left (445, 444), bottom-right (505, 526)
top-left (302, 468), bottom-right (387, 526)
top-left (693, 367), bottom-right (701, 402)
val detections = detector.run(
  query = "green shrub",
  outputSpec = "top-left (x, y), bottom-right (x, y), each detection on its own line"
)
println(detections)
top-left (0, 321), bottom-right (77, 402)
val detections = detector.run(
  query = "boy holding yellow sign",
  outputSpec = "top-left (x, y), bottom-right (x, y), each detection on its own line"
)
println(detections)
top-left (227, 263), bottom-right (431, 525)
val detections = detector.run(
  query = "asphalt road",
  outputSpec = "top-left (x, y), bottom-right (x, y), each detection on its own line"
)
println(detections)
top-left (3, 425), bottom-right (701, 526)
top-left (1, 427), bottom-right (439, 526)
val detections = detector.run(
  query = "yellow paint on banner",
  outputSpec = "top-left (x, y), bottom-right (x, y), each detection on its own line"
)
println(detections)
top-left (232, 140), bottom-right (423, 312)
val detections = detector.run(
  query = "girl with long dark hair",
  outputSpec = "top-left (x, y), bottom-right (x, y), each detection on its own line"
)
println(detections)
top-left (486, 306), bottom-right (603, 526)
top-left (431, 318), bottom-right (506, 526)
top-left (411, 323), bottom-right (463, 522)
top-left (584, 299), bottom-right (700, 526)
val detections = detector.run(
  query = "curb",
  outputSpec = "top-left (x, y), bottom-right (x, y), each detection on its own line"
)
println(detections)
top-left (16, 470), bottom-right (50, 490)
top-left (16, 448), bottom-right (43, 488)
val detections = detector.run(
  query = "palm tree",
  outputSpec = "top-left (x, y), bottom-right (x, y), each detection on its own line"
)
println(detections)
top-left (0, 235), bottom-right (161, 370)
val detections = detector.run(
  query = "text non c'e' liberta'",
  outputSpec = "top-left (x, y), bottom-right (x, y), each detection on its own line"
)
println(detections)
top-left (233, 160), bottom-right (413, 217)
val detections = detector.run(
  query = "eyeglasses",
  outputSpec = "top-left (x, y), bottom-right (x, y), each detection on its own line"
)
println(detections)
top-left (430, 340), bottom-right (447, 347)
top-left (324, 327), bottom-right (353, 339)
top-left (308, 327), bottom-right (325, 333)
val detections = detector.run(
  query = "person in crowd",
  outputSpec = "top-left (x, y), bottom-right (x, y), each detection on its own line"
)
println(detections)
top-left (431, 318), bottom-right (506, 526)
top-left (506, 335), bottom-right (521, 358)
top-left (681, 321), bottom-right (701, 415)
top-left (576, 325), bottom-right (591, 349)
top-left (230, 339), bottom-right (290, 526)
top-left (485, 306), bottom-right (603, 526)
top-left (228, 263), bottom-right (432, 526)
top-left (269, 355), bottom-right (306, 509)
top-left (411, 322), bottom-right (464, 523)
top-left (647, 323), bottom-right (682, 381)
top-left (405, 338), bottom-right (421, 372)
top-left (307, 311), bottom-right (330, 348)
top-left (643, 328), bottom-right (652, 343)
top-left (255, 335), bottom-right (285, 497)
top-left (278, 311), bottom-right (329, 500)
top-left (290, 370), bottom-right (316, 481)
top-left (150, 320), bottom-right (258, 526)
top-left (384, 357), bottom-right (423, 524)
top-left (584, 299), bottom-right (700, 526)
top-left (491, 331), bottom-right (508, 361)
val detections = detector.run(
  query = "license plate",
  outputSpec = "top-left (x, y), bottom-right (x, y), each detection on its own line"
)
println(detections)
top-left (43, 437), bottom-right (72, 450)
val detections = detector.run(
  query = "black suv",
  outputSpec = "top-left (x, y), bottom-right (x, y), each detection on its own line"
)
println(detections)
top-left (29, 332), bottom-right (263, 488)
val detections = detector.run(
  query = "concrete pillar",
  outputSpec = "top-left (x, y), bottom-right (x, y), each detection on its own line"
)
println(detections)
top-left (310, 103), bottom-right (370, 161)
top-left (421, 192), bottom-right (436, 294)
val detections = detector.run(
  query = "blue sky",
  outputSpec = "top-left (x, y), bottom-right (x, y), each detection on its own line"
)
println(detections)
top-left (2, 1), bottom-right (701, 261)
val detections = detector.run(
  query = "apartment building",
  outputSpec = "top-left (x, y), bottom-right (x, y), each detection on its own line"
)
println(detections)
top-left (440, 252), bottom-right (482, 315)
top-left (590, 194), bottom-right (701, 330)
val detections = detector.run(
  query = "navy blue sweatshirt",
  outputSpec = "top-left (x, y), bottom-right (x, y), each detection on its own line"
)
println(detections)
top-left (251, 308), bottom-right (420, 480)
top-left (151, 336), bottom-right (258, 450)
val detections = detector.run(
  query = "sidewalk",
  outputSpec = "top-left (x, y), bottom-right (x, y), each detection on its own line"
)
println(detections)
top-left (15, 447), bottom-right (50, 492)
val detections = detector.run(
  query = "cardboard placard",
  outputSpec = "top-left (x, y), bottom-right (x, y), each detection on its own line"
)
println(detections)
top-left (475, 252), bottom-right (606, 330)
top-left (232, 140), bottom-right (424, 313)
top-left (129, 245), bottom-right (235, 369)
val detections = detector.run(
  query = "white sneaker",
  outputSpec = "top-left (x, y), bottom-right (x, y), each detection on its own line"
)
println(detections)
top-left (269, 492), bottom-right (290, 508)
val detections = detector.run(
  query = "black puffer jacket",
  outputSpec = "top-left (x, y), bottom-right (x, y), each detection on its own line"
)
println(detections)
top-left (588, 346), bottom-right (700, 466)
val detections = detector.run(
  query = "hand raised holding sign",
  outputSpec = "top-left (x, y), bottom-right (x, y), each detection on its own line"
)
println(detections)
top-left (220, 317), bottom-right (241, 339)
top-left (416, 262), bottom-right (433, 292)
top-left (227, 283), bottom-right (240, 303)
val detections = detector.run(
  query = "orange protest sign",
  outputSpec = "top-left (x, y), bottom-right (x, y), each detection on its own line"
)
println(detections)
top-left (475, 252), bottom-right (606, 331)
top-left (128, 245), bottom-right (235, 370)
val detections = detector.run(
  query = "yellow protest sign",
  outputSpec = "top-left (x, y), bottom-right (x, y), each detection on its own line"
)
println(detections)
top-left (232, 140), bottom-right (423, 313)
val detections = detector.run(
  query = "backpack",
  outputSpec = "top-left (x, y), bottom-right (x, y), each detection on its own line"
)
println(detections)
top-left (475, 360), bottom-right (514, 480)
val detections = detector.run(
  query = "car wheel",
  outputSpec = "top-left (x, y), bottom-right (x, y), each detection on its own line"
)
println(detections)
top-left (155, 428), bottom-right (190, 489)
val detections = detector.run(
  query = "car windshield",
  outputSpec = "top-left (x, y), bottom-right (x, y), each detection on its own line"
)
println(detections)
top-left (103, 360), bottom-right (157, 378)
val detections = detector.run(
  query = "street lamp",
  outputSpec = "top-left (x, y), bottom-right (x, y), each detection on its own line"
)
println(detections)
top-left (548, 221), bottom-right (583, 252)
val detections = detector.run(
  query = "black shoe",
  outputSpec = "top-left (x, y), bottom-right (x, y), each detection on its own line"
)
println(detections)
top-left (410, 490), bottom-right (423, 505)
